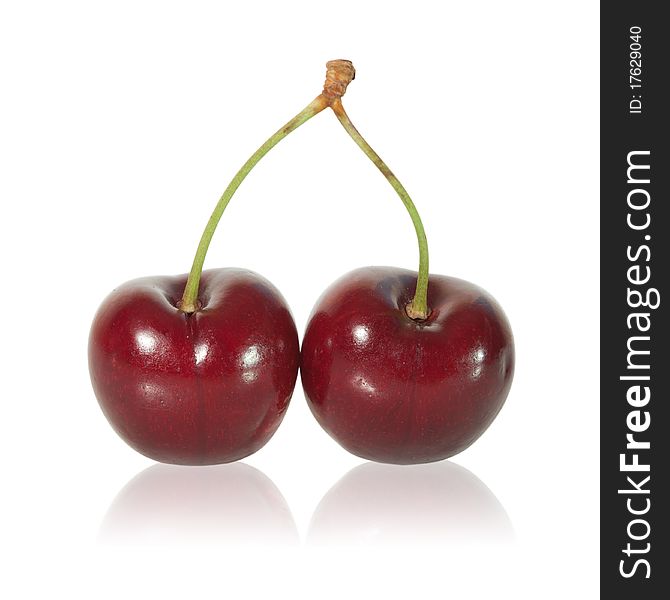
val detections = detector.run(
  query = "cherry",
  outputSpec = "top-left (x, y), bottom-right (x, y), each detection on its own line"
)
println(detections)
top-left (89, 269), bottom-right (298, 464)
top-left (299, 61), bottom-right (515, 464)
top-left (301, 267), bottom-right (514, 464)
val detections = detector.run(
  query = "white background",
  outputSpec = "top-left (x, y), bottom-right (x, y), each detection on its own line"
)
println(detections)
top-left (0, 2), bottom-right (599, 598)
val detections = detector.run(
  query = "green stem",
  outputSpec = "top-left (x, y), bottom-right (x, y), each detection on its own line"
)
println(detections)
top-left (180, 95), bottom-right (329, 313)
top-left (331, 98), bottom-right (430, 319)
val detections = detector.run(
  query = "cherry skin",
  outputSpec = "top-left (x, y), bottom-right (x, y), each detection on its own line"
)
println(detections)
top-left (300, 267), bottom-right (514, 464)
top-left (89, 268), bottom-right (299, 465)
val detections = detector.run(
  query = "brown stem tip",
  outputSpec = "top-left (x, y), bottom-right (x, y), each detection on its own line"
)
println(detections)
top-left (323, 60), bottom-right (355, 100)
top-left (405, 302), bottom-right (430, 321)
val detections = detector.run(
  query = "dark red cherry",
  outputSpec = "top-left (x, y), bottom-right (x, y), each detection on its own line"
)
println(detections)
top-left (300, 267), bottom-right (514, 464)
top-left (89, 268), bottom-right (299, 465)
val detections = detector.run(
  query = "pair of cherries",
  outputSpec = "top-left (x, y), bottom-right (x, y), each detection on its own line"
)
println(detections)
top-left (89, 61), bottom-right (514, 466)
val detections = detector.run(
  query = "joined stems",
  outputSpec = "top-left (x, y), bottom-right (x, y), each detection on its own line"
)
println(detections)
top-left (180, 60), bottom-right (430, 320)
top-left (330, 99), bottom-right (430, 319)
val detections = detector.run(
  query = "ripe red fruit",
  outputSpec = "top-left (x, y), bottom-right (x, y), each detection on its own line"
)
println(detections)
top-left (89, 269), bottom-right (299, 465)
top-left (301, 267), bottom-right (514, 464)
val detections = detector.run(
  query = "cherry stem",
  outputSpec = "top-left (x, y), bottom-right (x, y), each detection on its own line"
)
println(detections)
top-left (179, 95), bottom-right (329, 313)
top-left (330, 98), bottom-right (430, 320)
top-left (180, 59), bottom-right (429, 319)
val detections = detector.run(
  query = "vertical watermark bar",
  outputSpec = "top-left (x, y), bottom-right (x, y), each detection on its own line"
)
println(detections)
top-left (601, 2), bottom-right (668, 596)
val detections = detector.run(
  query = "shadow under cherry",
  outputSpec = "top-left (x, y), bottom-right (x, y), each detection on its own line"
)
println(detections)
top-left (99, 462), bottom-right (298, 545)
top-left (308, 460), bottom-right (513, 546)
